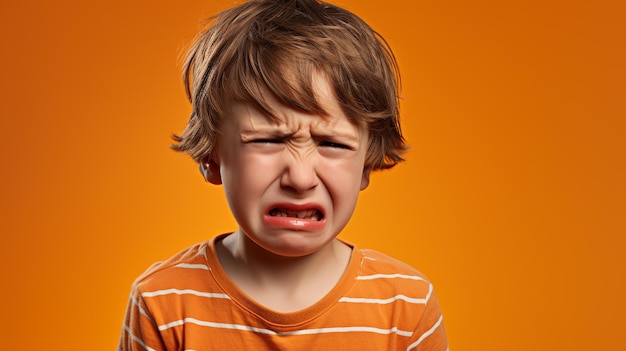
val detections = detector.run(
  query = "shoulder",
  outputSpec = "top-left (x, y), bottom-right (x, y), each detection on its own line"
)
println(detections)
top-left (131, 240), bottom-right (212, 292)
top-left (343, 247), bottom-right (447, 347)
top-left (358, 248), bottom-right (430, 282)
top-left (346, 247), bottom-right (435, 302)
top-left (355, 248), bottom-right (447, 346)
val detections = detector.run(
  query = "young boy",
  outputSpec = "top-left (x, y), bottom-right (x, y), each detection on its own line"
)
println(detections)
top-left (118, 0), bottom-right (447, 350)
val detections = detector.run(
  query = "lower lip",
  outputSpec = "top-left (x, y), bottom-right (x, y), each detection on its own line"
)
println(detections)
top-left (263, 215), bottom-right (326, 231)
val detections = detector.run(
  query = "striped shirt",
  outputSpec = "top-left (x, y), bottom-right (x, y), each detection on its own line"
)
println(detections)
top-left (118, 234), bottom-right (448, 350)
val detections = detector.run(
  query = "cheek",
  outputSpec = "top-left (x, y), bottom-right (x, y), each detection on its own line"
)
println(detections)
top-left (321, 158), bottom-right (366, 199)
top-left (223, 153), bottom-right (281, 194)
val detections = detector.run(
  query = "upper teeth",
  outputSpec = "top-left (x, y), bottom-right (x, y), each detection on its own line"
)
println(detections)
top-left (271, 209), bottom-right (321, 221)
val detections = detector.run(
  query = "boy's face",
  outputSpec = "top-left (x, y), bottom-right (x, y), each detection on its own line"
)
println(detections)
top-left (207, 75), bottom-right (370, 258)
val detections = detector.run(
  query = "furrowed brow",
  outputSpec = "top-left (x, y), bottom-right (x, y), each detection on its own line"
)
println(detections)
top-left (313, 129), bottom-right (360, 143)
top-left (240, 129), bottom-right (295, 142)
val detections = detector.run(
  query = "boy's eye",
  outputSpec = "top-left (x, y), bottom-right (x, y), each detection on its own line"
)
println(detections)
top-left (251, 139), bottom-right (283, 144)
top-left (319, 141), bottom-right (351, 149)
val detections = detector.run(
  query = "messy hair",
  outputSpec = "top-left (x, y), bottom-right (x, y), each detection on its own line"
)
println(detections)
top-left (172, 0), bottom-right (407, 170)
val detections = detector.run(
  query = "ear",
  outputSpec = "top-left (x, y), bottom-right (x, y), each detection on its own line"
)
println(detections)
top-left (200, 157), bottom-right (222, 185)
top-left (360, 167), bottom-right (371, 190)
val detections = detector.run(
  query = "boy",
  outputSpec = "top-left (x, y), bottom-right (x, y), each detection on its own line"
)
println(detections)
top-left (118, 0), bottom-right (447, 350)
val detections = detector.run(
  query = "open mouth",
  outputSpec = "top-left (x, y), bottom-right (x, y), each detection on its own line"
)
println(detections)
top-left (268, 208), bottom-right (323, 221)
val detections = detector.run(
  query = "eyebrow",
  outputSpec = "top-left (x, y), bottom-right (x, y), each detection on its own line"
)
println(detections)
top-left (239, 129), bottom-right (295, 142)
top-left (312, 130), bottom-right (360, 144)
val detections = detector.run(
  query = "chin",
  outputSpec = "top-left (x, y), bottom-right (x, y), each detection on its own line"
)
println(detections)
top-left (256, 232), bottom-right (335, 258)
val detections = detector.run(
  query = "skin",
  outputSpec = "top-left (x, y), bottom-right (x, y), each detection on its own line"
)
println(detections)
top-left (202, 74), bottom-right (371, 312)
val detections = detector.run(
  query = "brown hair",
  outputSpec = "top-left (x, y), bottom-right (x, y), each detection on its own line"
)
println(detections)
top-left (172, 0), bottom-right (407, 170)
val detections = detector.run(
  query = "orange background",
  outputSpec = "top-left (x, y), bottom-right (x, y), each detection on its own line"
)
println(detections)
top-left (1, 0), bottom-right (624, 350)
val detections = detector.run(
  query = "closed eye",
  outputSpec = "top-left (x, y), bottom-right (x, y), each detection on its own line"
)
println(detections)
top-left (250, 138), bottom-right (283, 144)
top-left (319, 141), bottom-right (352, 149)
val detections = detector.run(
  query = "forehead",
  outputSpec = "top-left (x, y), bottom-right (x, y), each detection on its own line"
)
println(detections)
top-left (225, 75), bottom-right (367, 138)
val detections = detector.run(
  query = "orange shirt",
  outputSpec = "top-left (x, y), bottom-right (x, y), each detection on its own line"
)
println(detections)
top-left (118, 234), bottom-right (447, 350)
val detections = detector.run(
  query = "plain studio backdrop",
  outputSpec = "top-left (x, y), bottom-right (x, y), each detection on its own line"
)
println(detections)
top-left (1, 0), bottom-right (624, 349)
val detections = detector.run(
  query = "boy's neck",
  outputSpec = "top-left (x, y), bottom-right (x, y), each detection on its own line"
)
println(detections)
top-left (216, 231), bottom-right (352, 312)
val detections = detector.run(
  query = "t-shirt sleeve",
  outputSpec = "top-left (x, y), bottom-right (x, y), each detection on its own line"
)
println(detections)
top-left (407, 286), bottom-right (448, 351)
top-left (117, 284), bottom-right (167, 351)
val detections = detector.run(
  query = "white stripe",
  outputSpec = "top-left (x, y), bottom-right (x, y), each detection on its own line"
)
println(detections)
top-left (159, 317), bottom-right (412, 337)
top-left (175, 263), bottom-right (210, 270)
top-left (424, 283), bottom-right (433, 303)
top-left (132, 296), bottom-right (154, 322)
top-left (123, 324), bottom-right (157, 351)
top-left (159, 318), bottom-right (277, 334)
top-left (196, 246), bottom-right (208, 259)
top-left (339, 294), bottom-right (427, 305)
top-left (357, 273), bottom-right (427, 281)
top-left (406, 315), bottom-right (444, 351)
top-left (141, 289), bottom-right (230, 299)
top-left (286, 326), bottom-right (413, 337)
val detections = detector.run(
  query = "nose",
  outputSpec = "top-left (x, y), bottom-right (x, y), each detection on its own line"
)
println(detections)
top-left (280, 154), bottom-right (319, 193)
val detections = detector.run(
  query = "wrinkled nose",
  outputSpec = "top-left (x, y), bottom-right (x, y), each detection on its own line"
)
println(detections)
top-left (280, 155), bottom-right (319, 193)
